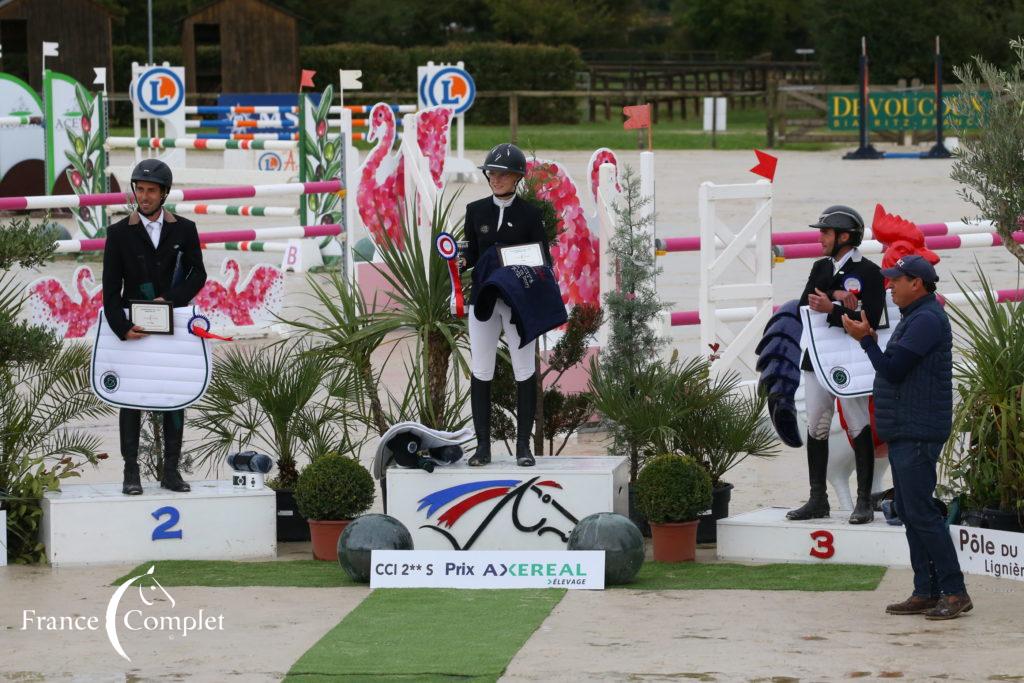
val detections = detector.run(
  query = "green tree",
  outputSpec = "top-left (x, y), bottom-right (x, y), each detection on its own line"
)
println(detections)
top-left (950, 37), bottom-right (1024, 267)
top-left (486, 0), bottom-right (641, 48)
top-left (0, 219), bottom-right (113, 563)
top-left (671, 0), bottom-right (812, 60)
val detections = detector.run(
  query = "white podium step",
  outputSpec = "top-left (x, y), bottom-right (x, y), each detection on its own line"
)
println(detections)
top-left (386, 455), bottom-right (629, 551)
top-left (716, 507), bottom-right (911, 567)
top-left (41, 480), bottom-right (276, 567)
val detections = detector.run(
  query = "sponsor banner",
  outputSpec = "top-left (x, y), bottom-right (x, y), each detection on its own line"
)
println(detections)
top-left (952, 525), bottom-right (1024, 582)
top-left (827, 91), bottom-right (989, 131)
top-left (369, 550), bottom-right (605, 589)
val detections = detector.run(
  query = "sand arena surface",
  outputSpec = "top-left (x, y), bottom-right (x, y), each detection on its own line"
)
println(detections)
top-left (2, 149), bottom-right (1023, 680)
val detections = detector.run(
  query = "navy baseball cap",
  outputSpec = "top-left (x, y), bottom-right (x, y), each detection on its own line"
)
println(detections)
top-left (881, 255), bottom-right (939, 283)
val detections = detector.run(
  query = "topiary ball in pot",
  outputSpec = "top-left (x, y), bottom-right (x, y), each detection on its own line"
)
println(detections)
top-left (294, 454), bottom-right (375, 560)
top-left (635, 454), bottom-right (713, 563)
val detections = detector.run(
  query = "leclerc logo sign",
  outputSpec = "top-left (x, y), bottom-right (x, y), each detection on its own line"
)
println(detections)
top-left (134, 67), bottom-right (184, 117)
top-left (418, 66), bottom-right (476, 115)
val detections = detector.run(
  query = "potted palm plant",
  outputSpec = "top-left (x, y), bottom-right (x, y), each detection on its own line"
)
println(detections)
top-left (590, 354), bottom-right (779, 541)
top-left (294, 453), bottom-right (375, 560)
top-left (188, 340), bottom-right (363, 542)
top-left (634, 454), bottom-right (713, 562)
top-left (940, 270), bottom-right (1024, 532)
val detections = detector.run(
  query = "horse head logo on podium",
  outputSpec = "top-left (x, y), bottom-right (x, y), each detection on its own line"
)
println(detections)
top-left (416, 477), bottom-right (582, 550)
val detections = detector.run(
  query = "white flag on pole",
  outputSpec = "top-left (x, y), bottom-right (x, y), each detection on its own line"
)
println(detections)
top-left (42, 42), bottom-right (59, 57)
top-left (93, 68), bottom-right (107, 86)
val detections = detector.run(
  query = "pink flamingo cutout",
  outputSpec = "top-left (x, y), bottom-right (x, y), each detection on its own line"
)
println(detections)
top-left (357, 103), bottom-right (406, 249)
top-left (193, 258), bottom-right (284, 327)
top-left (357, 104), bottom-right (454, 251)
top-left (26, 265), bottom-right (104, 338)
top-left (524, 149), bottom-right (619, 307)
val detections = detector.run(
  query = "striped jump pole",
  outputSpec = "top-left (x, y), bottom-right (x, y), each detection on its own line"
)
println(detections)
top-left (0, 115), bottom-right (43, 127)
top-left (773, 232), bottom-right (1024, 261)
top-left (191, 119), bottom-right (300, 129)
top-left (202, 240), bottom-right (288, 253)
top-left (656, 221), bottom-right (1002, 254)
top-left (54, 223), bottom-right (342, 254)
top-left (194, 132), bottom-right (299, 141)
top-left (186, 105), bottom-right (298, 115)
top-left (0, 179), bottom-right (342, 212)
top-left (164, 202), bottom-right (298, 218)
top-left (329, 104), bottom-right (417, 115)
top-left (105, 137), bottom-right (298, 151)
top-left (669, 288), bottom-right (1024, 327)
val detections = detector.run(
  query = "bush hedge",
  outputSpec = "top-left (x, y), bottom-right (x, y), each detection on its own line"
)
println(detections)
top-left (635, 454), bottom-right (713, 524)
top-left (112, 42), bottom-right (583, 125)
top-left (294, 453), bottom-right (375, 521)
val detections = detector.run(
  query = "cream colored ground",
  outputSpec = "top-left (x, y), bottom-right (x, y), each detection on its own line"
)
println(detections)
top-left (1, 147), bottom-right (1022, 681)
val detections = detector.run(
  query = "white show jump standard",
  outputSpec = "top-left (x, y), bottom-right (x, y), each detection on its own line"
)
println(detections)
top-left (0, 179), bottom-right (342, 212)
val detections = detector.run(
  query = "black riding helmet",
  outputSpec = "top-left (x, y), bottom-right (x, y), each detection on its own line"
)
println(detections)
top-left (130, 158), bottom-right (173, 219)
top-left (810, 205), bottom-right (865, 252)
top-left (479, 143), bottom-right (527, 176)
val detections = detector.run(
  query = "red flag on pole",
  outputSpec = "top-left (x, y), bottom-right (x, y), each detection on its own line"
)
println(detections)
top-left (622, 104), bottom-right (651, 130)
top-left (749, 149), bottom-right (778, 182)
top-left (299, 69), bottom-right (316, 89)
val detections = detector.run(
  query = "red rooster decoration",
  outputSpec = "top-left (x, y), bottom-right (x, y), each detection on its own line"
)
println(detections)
top-left (193, 258), bottom-right (284, 327)
top-left (25, 265), bottom-right (103, 338)
top-left (870, 203), bottom-right (941, 276)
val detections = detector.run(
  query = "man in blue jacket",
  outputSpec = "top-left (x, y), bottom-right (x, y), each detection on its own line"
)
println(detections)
top-left (842, 255), bottom-right (971, 620)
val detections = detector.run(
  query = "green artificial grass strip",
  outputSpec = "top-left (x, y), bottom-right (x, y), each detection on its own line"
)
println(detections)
top-left (616, 561), bottom-right (886, 591)
top-left (112, 560), bottom-right (358, 588)
top-left (285, 589), bottom-right (564, 681)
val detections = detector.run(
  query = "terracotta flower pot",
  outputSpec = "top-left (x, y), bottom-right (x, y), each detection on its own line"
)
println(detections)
top-left (308, 519), bottom-right (350, 561)
top-left (649, 520), bottom-right (700, 562)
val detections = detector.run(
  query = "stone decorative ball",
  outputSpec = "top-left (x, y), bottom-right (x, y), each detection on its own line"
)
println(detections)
top-left (567, 512), bottom-right (645, 585)
top-left (337, 513), bottom-right (414, 583)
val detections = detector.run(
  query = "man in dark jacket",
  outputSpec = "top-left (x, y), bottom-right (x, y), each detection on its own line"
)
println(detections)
top-left (791, 205), bottom-right (885, 524)
top-left (102, 159), bottom-right (207, 495)
top-left (843, 255), bottom-right (971, 620)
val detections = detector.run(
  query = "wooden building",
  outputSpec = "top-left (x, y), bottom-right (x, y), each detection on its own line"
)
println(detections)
top-left (0, 0), bottom-right (114, 92)
top-left (182, 0), bottom-right (299, 93)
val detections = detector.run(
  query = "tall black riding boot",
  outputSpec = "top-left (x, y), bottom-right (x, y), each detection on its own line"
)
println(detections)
top-left (515, 378), bottom-right (537, 467)
top-left (160, 410), bottom-right (191, 492)
top-left (468, 377), bottom-right (492, 466)
top-left (849, 426), bottom-right (875, 524)
top-left (120, 409), bottom-right (143, 495)
top-left (787, 434), bottom-right (830, 520)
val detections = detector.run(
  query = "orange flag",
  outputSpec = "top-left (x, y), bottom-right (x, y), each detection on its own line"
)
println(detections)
top-left (299, 69), bottom-right (316, 89)
top-left (622, 104), bottom-right (651, 130)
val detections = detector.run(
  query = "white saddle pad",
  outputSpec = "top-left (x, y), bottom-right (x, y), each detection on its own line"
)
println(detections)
top-left (800, 294), bottom-right (902, 398)
top-left (372, 421), bottom-right (474, 479)
top-left (90, 306), bottom-right (212, 410)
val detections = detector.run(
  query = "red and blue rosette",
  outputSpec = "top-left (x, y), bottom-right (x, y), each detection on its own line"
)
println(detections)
top-left (188, 313), bottom-right (233, 341)
top-left (435, 231), bottom-right (465, 318)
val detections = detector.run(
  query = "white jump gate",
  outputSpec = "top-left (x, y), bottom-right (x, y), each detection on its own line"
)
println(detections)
top-left (698, 179), bottom-right (773, 378)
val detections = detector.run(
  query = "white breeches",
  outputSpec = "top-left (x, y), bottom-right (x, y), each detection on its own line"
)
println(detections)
top-left (803, 370), bottom-right (870, 440)
top-left (469, 301), bottom-right (536, 382)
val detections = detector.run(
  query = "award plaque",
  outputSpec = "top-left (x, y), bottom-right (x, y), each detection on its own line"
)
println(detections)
top-left (499, 242), bottom-right (546, 268)
top-left (129, 300), bottom-right (174, 335)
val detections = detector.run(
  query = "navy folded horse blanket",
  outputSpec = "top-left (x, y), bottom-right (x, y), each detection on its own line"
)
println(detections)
top-left (473, 245), bottom-right (568, 347)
